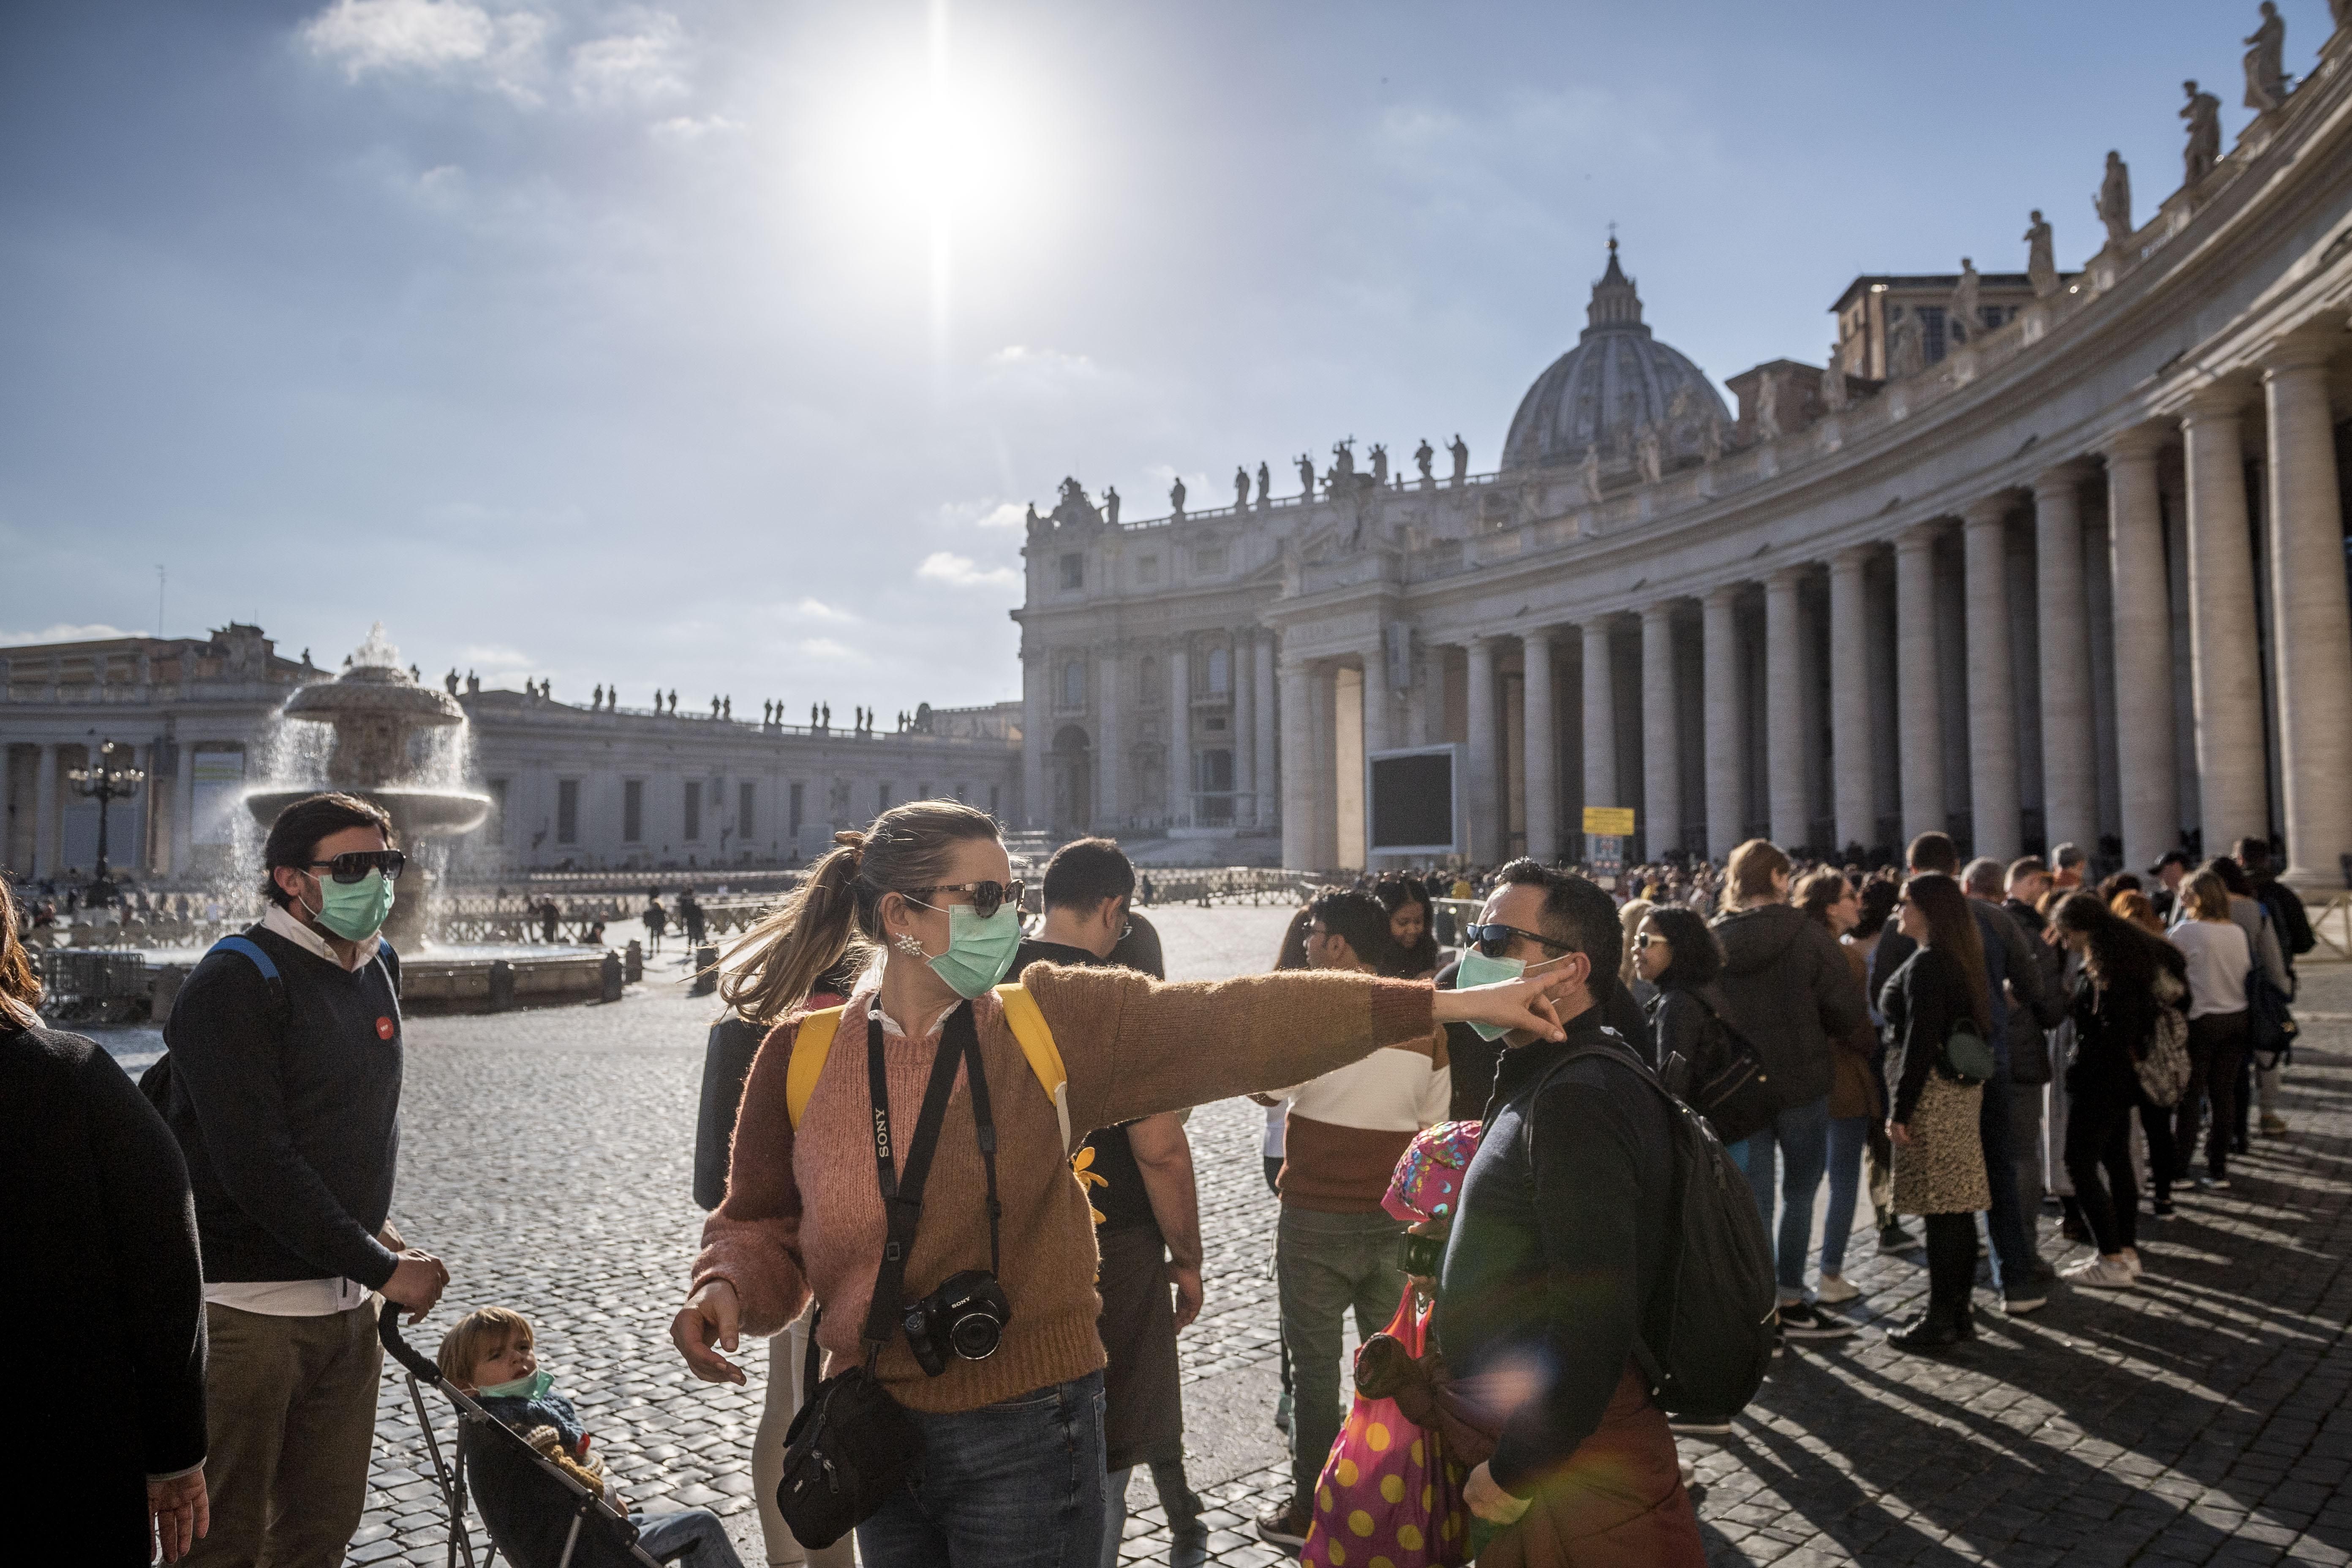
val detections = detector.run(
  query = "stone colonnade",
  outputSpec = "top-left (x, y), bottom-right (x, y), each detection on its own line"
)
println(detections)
top-left (1277, 346), bottom-right (2352, 886)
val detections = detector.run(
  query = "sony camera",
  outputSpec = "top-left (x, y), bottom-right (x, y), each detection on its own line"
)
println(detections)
top-left (1397, 1231), bottom-right (1446, 1279)
top-left (903, 1270), bottom-right (1013, 1376)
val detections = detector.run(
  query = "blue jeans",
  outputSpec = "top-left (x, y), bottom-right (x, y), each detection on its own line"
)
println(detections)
top-left (1821, 1114), bottom-right (1872, 1277)
top-left (631, 1508), bottom-right (748, 1568)
top-left (1729, 1094), bottom-right (1830, 1303)
top-left (1977, 1070), bottom-right (2036, 1290)
top-left (857, 1370), bottom-right (1107, 1568)
top-left (1276, 1205), bottom-right (1410, 1502)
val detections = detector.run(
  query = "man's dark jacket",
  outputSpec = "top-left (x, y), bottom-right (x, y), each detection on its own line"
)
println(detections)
top-left (1433, 1009), bottom-right (1672, 1495)
top-left (1710, 904), bottom-right (1867, 1110)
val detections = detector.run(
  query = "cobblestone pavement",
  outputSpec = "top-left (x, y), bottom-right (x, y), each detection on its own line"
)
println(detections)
top-left (99, 908), bottom-right (2352, 1565)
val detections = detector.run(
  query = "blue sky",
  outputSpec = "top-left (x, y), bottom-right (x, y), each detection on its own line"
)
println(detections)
top-left (1, 0), bottom-right (2325, 714)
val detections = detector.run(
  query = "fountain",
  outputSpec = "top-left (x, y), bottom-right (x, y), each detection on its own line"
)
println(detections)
top-left (243, 623), bottom-right (491, 951)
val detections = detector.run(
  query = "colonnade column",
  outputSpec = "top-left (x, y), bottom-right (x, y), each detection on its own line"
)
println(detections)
top-left (1254, 630), bottom-right (1279, 830)
top-left (1233, 635), bottom-right (1257, 828)
top-left (1963, 496), bottom-right (2021, 861)
top-left (2180, 387), bottom-right (2270, 850)
top-left (2262, 339), bottom-right (2352, 887)
top-left (2105, 430), bottom-right (2178, 870)
top-left (1279, 653), bottom-right (1315, 868)
top-left (1165, 638), bottom-right (1190, 826)
top-left (1020, 653), bottom-right (1046, 828)
top-left (1895, 525), bottom-right (1946, 844)
top-left (1702, 587), bottom-right (1744, 858)
top-left (1095, 650), bottom-right (1123, 830)
top-left (1828, 547), bottom-right (1874, 852)
top-left (1522, 629), bottom-right (1558, 863)
top-left (1465, 636), bottom-right (1501, 863)
top-left (1765, 569), bottom-right (1807, 848)
top-left (1361, 632), bottom-right (1391, 755)
top-left (33, 742), bottom-right (57, 879)
top-left (1640, 604), bottom-right (1680, 859)
top-left (2033, 463), bottom-right (2098, 854)
top-left (1581, 621), bottom-right (1616, 817)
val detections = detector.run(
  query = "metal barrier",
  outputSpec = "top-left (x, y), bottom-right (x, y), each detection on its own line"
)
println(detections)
top-left (2306, 892), bottom-right (2352, 961)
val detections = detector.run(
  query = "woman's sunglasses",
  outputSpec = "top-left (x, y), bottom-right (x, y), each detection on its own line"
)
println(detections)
top-left (899, 880), bottom-right (1026, 919)
top-left (305, 850), bottom-right (408, 884)
top-left (1462, 923), bottom-right (1573, 959)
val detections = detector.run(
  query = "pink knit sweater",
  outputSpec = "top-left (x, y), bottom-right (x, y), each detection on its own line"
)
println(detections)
top-left (692, 962), bottom-right (1435, 1413)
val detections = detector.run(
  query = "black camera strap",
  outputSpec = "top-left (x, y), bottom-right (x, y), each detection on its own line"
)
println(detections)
top-left (860, 999), bottom-right (1001, 1367)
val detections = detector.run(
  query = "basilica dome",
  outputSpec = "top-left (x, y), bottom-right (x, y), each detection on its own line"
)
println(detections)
top-left (1501, 241), bottom-right (1731, 473)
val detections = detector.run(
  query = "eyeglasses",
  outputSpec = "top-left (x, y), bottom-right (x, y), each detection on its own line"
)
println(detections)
top-left (304, 850), bottom-right (408, 884)
top-left (899, 880), bottom-right (1025, 919)
top-left (1462, 922), bottom-right (1573, 958)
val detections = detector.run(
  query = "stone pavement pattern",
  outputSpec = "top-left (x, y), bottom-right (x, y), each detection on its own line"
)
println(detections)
top-left (232, 907), bottom-right (2352, 1565)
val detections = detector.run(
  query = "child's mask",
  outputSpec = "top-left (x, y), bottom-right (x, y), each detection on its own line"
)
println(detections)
top-left (478, 1368), bottom-right (554, 1401)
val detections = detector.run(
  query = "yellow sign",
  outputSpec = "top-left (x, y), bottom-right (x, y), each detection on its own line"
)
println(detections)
top-left (1582, 806), bottom-right (1636, 836)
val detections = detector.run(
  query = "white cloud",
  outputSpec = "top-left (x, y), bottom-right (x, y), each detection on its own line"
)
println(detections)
top-left (988, 344), bottom-right (1097, 378)
top-left (458, 642), bottom-right (536, 668)
top-left (0, 622), bottom-right (136, 647)
top-left (794, 637), bottom-right (869, 665)
top-left (791, 597), bottom-right (856, 624)
top-left (916, 551), bottom-right (1018, 589)
top-left (650, 114), bottom-right (745, 144)
top-left (571, 12), bottom-right (689, 106)
top-left (972, 502), bottom-right (1028, 530)
top-left (300, 0), bottom-right (551, 100)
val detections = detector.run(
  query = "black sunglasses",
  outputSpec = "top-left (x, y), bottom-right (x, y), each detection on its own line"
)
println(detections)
top-left (1463, 922), bottom-right (1573, 959)
top-left (899, 879), bottom-right (1026, 919)
top-left (305, 850), bottom-right (408, 884)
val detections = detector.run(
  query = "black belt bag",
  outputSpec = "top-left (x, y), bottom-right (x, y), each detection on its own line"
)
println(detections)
top-left (775, 1001), bottom-right (1001, 1548)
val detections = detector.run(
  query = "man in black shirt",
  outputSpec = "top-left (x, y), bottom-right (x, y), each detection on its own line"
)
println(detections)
top-left (1435, 860), bottom-right (1703, 1565)
top-left (1009, 838), bottom-right (1207, 1554)
top-left (163, 793), bottom-right (449, 1568)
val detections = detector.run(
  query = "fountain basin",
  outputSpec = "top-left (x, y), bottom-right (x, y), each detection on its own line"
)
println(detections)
top-left (244, 786), bottom-right (492, 838)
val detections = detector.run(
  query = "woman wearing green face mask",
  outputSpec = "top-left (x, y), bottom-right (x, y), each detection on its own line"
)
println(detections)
top-left (674, 799), bottom-right (1583, 1568)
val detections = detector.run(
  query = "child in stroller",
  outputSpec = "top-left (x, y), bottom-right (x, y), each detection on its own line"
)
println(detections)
top-left (437, 1306), bottom-right (748, 1568)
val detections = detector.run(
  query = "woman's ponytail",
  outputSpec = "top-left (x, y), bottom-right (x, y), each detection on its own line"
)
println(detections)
top-left (719, 832), bottom-right (870, 1024)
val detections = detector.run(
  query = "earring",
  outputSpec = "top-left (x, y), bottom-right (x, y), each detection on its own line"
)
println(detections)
top-left (894, 933), bottom-right (927, 957)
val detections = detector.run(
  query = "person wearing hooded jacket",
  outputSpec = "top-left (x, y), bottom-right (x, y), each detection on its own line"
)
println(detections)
top-left (1709, 840), bottom-right (1869, 1339)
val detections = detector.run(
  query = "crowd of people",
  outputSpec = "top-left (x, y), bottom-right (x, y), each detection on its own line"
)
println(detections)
top-left (6, 783), bottom-right (2316, 1568)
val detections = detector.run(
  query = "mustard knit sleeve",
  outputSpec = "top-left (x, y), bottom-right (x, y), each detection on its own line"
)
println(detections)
top-left (1019, 964), bottom-right (1435, 1135)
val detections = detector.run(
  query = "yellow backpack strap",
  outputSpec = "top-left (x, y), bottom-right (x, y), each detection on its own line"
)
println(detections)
top-left (993, 983), bottom-right (1073, 1153)
top-left (785, 1007), bottom-right (845, 1130)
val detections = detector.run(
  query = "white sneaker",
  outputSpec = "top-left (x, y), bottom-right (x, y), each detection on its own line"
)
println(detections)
top-left (2119, 1249), bottom-right (2144, 1279)
top-left (2060, 1256), bottom-right (2137, 1289)
top-left (1814, 1272), bottom-right (1861, 1304)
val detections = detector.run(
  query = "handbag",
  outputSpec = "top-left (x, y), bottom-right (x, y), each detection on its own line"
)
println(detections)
top-left (774, 1002), bottom-right (989, 1546)
top-left (1686, 991), bottom-right (1777, 1147)
top-left (2132, 968), bottom-right (2194, 1109)
top-left (1937, 1017), bottom-right (1997, 1086)
top-left (1304, 1287), bottom-right (1473, 1567)
top-left (2247, 969), bottom-right (2297, 1068)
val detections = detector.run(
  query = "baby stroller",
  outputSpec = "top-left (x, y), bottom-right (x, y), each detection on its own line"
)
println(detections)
top-left (378, 1301), bottom-right (664, 1568)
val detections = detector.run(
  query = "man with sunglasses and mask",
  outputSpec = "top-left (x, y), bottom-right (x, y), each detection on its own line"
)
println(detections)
top-left (1437, 861), bottom-right (1704, 1565)
top-left (161, 792), bottom-right (450, 1568)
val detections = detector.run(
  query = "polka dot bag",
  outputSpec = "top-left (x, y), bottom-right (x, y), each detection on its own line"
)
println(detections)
top-left (1300, 1286), bottom-right (1471, 1568)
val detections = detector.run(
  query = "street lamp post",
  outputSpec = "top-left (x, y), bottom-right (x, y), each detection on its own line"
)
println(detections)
top-left (67, 740), bottom-right (145, 906)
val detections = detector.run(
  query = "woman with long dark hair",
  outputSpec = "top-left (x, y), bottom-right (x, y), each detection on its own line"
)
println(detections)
top-left (2049, 891), bottom-right (2189, 1287)
top-left (1796, 869), bottom-right (1883, 1304)
top-left (1878, 873), bottom-right (1994, 1351)
top-left (1371, 874), bottom-right (1440, 979)
top-left (672, 805), bottom-right (1577, 1568)
top-left (1635, 904), bottom-right (1726, 1081)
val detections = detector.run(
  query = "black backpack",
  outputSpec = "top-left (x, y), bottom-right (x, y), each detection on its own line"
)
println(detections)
top-left (1536, 1031), bottom-right (1778, 1424)
top-left (139, 934), bottom-right (289, 1114)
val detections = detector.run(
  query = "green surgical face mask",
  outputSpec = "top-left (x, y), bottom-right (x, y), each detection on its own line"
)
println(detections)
top-left (1454, 948), bottom-right (1525, 1041)
top-left (477, 1368), bottom-right (553, 1400)
top-left (924, 901), bottom-right (1022, 999)
top-left (307, 869), bottom-right (395, 943)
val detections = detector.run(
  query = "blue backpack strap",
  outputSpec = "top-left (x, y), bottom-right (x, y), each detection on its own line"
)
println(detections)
top-left (209, 933), bottom-right (288, 1020)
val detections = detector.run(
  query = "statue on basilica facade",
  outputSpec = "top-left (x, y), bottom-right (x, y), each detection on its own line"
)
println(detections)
top-left (1447, 433), bottom-right (1469, 483)
top-left (1168, 474), bottom-right (1187, 517)
top-left (1234, 466), bottom-right (1252, 509)
top-left (1701, 412), bottom-right (1726, 462)
top-left (1256, 460), bottom-right (1271, 504)
top-left (1026, 501), bottom-right (1043, 533)
top-left (2025, 210), bottom-right (2058, 297)
top-left (1947, 259), bottom-right (1982, 346)
top-left (1754, 373), bottom-right (1783, 441)
top-left (1580, 443), bottom-right (1603, 504)
top-left (1369, 442), bottom-right (1388, 485)
top-left (1296, 452), bottom-right (1317, 498)
top-left (1888, 309), bottom-right (1925, 379)
top-left (2096, 150), bottom-right (2134, 246)
top-left (1636, 424), bottom-right (1664, 484)
top-left (1820, 348), bottom-right (1849, 413)
top-left (2243, 3), bottom-right (2291, 113)
top-left (1102, 485), bottom-right (1120, 527)
top-left (2181, 80), bottom-right (2224, 183)
top-left (1414, 437), bottom-right (1434, 482)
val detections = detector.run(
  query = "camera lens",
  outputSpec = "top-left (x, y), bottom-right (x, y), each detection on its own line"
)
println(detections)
top-left (948, 1309), bottom-right (1002, 1361)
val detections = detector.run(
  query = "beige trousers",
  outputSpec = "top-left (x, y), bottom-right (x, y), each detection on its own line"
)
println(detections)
top-left (752, 1308), bottom-right (857, 1567)
top-left (180, 1301), bottom-right (383, 1568)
